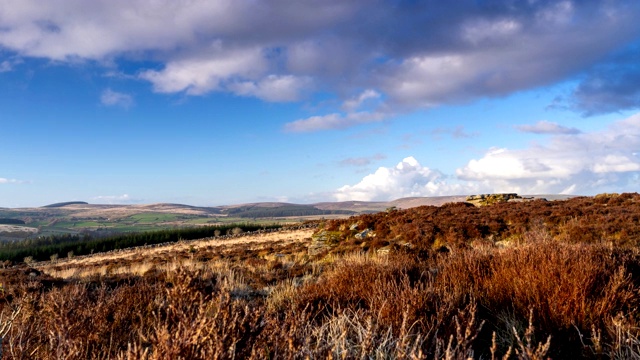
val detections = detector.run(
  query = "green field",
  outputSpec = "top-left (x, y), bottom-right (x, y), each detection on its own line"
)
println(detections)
top-left (127, 213), bottom-right (184, 222)
top-left (0, 204), bottom-right (327, 241)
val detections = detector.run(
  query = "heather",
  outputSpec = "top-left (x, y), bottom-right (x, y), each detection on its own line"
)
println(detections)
top-left (0, 194), bottom-right (639, 359)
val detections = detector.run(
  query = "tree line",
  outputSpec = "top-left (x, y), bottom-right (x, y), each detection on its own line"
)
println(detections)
top-left (0, 223), bottom-right (282, 263)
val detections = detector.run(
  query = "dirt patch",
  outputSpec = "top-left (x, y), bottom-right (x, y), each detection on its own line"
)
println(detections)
top-left (0, 224), bottom-right (38, 234)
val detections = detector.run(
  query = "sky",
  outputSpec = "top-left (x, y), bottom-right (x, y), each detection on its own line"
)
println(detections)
top-left (1, 0), bottom-right (640, 207)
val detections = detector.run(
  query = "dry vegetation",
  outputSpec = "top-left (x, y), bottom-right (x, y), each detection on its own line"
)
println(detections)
top-left (0, 194), bottom-right (639, 359)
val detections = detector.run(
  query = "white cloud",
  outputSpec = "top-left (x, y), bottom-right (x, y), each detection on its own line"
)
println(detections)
top-left (0, 58), bottom-right (23, 72)
top-left (336, 113), bottom-right (640, 200)
top-left (228, 75), bottom-right (312, 102)
top-left (457, 112), bottom-right (640, 193)
top-left (100, 88), bottom-right (133, 108)
top-left (0, 60), bottom-right (13, 72)
top-left (91, 194), bottom-right (138, 204)
top-left (515, 120), bottom-right (581, 134)
top-left (284, 111), bottom-right (388, 132)
top-left (334, 157), bottom-right (475, 201)
top-left (342, 89), bottom-right (381, 112)
top-left (139, 46), bottom-right (266, 95)
top-left (1, 1), bottom-right (640, 124)
top-left (0, 178), bottom-right (22, 184)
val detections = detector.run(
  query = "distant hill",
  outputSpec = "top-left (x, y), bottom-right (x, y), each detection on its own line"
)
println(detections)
top-left (42, 201), bottom-right (89, 208)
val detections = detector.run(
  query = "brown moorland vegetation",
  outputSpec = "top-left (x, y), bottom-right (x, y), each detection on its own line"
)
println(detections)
top-left (0, 193), bottom-right (638, 359)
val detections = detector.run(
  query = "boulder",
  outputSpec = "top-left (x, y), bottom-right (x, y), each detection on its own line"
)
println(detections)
top-left (308, 230), bottom-right (342, 256)
top-left (355, 229), bottom-right (374, 240)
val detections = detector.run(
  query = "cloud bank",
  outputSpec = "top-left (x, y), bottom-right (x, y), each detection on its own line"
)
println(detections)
top-left (336, 113), bottom-right (640, 200)
top-left (1, 1), bottom-right (640, 130)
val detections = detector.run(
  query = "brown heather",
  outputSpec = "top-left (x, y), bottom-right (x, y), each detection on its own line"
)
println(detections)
top-left (0, 194), bottom-right (639, 358)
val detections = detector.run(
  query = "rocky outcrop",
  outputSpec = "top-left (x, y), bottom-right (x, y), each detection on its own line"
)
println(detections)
top-left (466, 193), bottom-right (524, 206)
top-left (308, 230), bottom-right (342, 255)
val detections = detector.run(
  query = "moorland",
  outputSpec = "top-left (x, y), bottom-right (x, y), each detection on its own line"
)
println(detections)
top-left (0, 193), bottom-right (637, 359)
top-left (0, 197), bottom-right (474, 242)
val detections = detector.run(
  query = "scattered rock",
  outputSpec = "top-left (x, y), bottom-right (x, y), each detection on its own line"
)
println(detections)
top-left (466, 193), bottom-right (523, 206)
top-left (376, 246), bottom-right (391, 255)
top-left (355, 229), bottom-right (374, 240)
top-left (308, 230), bottom-right (342, 255)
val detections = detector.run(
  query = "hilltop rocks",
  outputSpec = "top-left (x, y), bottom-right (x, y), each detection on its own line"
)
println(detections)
top-left (466, 193), bottom-right (526, 206)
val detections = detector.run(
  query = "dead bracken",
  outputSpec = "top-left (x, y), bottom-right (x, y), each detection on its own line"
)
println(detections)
top-left (0, 194), bottom-right (638, 359)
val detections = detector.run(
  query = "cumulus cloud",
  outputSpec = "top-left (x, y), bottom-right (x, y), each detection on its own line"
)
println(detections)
top-left (515, 120), bottom-right (581, 135)
top-left (457, 113), bottom-right (640, 194)
top-left (100, 88), bottom-right (133, 108)
top-left (336, 112), bottom-right (640, 200)
top-left (334, 157), bottom-right (475, 201)
top-left (1, 1), bottom-right (640, 126)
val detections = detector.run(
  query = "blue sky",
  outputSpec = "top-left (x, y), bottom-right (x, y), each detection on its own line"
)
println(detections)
top-left (1, 0), bottom-right (640, 207)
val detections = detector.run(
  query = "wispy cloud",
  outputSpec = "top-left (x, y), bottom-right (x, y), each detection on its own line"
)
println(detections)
top-left (0, 178), bottom-right (26, 184)
top-left (431, 126), bottom-right (479, 140)
top-left (515, 120), bottom-right (581, 135)
top-left (284, 111), bottom-right (388, 132)
top-left (91, 194), bottom-right (139, 204)
top-left (341, 89), bottom-right (381, 112)
top-left (0, 60), bottom-right (12, 72)
top-left (0, 58), bottom-right (22, 73)
top-left (100, 88), bottom-right (133, 108)
top-left (228, 75), bottom-right (312, 102)
top-left (338, 153), bottom-right (386, 167)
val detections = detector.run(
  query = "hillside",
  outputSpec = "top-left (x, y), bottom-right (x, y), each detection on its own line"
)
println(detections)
top-left (0, 193), bottom-right (637, 359)
top-left (0, 194), bottom-right (582, 241)
top-left (42, 201), bottom-right (89, 208)
top-left (0, 196), bottom-right (492, 240)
